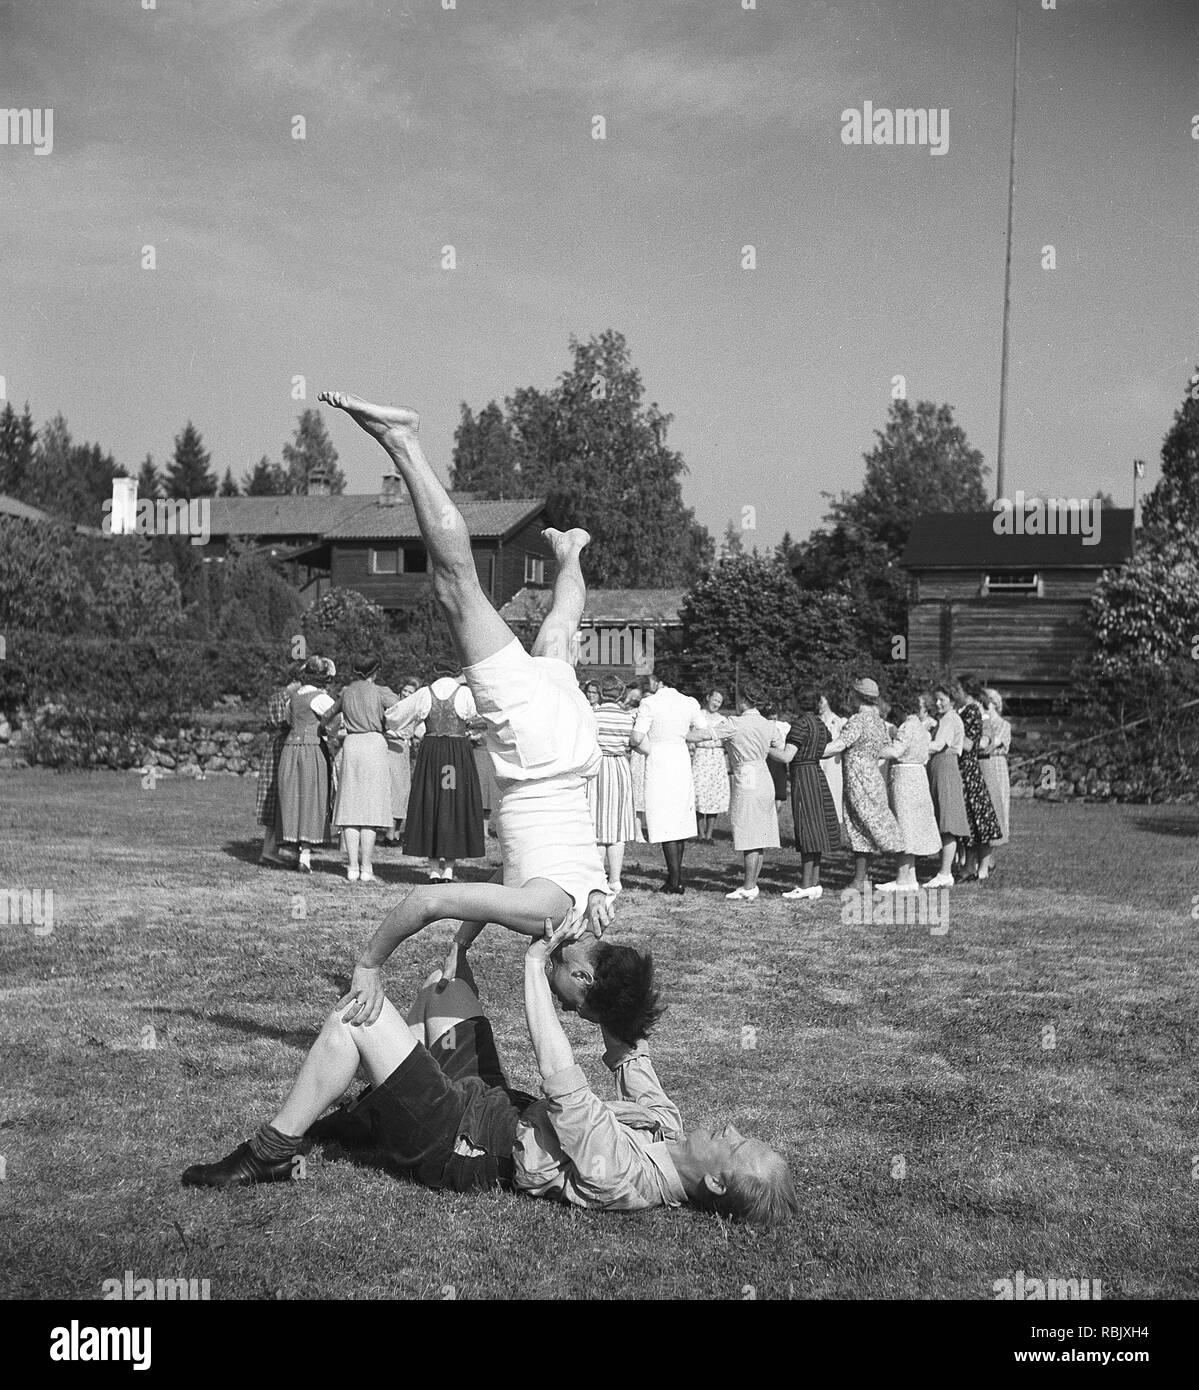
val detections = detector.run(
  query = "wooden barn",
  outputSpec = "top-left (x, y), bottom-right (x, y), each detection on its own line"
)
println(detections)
top-left (499, 586), bottom-right (687, 680)
top-left (899, 508), bottom-right (1135, 699)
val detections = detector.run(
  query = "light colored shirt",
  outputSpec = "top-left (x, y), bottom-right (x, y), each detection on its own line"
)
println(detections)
top-left (633, 686), bottom-right (703, 746)
top-left (513, 1043), bottom-right (688, 1212)
top-left (929, 709), bottom-right (965, 756)
top-left (384, 676), bottom-right (477, 734)
top-left (886, 714), bottom-right (932, 765)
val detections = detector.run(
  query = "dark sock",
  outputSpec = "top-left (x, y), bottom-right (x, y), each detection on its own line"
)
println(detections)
top-left (248, 1123), bottom-right (302, 1163)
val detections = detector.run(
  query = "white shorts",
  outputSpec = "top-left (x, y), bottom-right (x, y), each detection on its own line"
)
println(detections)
top-left (463, 639), bottom-right (607, 908)
top-left (463, 639), bottom-right (602, 787)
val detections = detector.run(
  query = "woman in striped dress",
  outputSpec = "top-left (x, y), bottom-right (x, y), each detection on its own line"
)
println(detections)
top-left (771, 689), bottom-right (842, 900)
top-left (589, 676), bottom-right (638, 894)
top-left (256, 671), bottom-right (301, 866)
top-left (690, 688), bottom-right (730, 840)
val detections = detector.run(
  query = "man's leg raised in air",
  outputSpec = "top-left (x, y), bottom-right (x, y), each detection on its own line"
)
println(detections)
top-left (531, 526), bottom-right (591, 663)
top-left (318, 392), bottom-right (512, 668)
top-left (181, 997), bottom-right (419, 1187)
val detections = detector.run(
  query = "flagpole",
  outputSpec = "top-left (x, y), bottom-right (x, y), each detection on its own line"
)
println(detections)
top-left (995, 1), bottom-right (1021, 502)
top-left (1131, 459), bottom-right (1144, 558)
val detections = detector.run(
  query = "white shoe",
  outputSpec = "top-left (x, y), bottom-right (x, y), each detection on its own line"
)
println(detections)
top-left (359, 871), bottom-right (377, 884)
top-left (923, 873), bottom-right (954, 889)
top-left (346, 866), bottom-right (360, 882)
top-left (726, 886), bottom-right (759, 901)
top-left (782, 885), bottom-right (812, 900)
top-left (428, 871), bottom-right (444, 883)
top-left (298, 849), bottom-right (312, 874)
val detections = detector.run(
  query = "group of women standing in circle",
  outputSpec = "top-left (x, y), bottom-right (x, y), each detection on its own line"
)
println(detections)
top-left (574, 671), bottom-right (1012, 902)
top-left (256, 655), bottom-right (487, 882)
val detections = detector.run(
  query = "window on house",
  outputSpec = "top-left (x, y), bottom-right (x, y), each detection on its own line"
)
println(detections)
top-left (402, 545), bottom-right (428, 573)
top-left (524, 554), bottom-right (545, 585)
top-left (982, 571), bottom-right (1041, 595)
top-left (370, 548), bottom-right (399, 574)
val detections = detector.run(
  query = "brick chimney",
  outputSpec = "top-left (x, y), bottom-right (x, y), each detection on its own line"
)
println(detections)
top-left (379, 473), bottom-right (403, 507)
top-left (306, 463), bottom-right (331, 497)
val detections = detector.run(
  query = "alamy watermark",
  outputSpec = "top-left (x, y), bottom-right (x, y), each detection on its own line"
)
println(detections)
top-left (102, 1269), bottom-right (211, 1301)
top-left (841, 101), bottom-right (948, 157)
top-left (103, 478), bottom-right (210, 545)
top-left (0, 887), bottom-right (54, 936)
top-left (839, 886), bottom-right (949, 934)
top-left (1, 107), bottom-right (53, 155)
top-left (993, 1269), bottom-right (1102, 1300)
top-left (992, 492), bottom-right (1101, 546)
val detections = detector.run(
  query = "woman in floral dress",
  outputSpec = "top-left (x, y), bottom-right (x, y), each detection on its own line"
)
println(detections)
top-left (823, 677), bottom-right (903, 893)
top-left (690, 688), bottom-right (730, 841)
top-left (955, 681), bottom-right (1002, 881)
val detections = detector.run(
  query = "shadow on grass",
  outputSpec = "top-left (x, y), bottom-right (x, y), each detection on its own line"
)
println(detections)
top-left (1130, 814), bottom-right (1199, 838)
top-left (156, 1006), bottom-right (316, 1051)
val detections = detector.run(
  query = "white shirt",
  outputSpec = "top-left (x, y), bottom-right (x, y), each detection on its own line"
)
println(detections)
top-left (384, 676), bottom-right (477, 734)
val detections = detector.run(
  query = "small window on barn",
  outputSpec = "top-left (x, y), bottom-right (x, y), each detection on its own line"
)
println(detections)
top-left (401, 545), bottom-right (428, 573)
top-left (371, 548), bottom-right (399, 574)
top-left (982, 571), bottom-right (1042, 595)
top-left (524, 554), bottom-right (545, 585)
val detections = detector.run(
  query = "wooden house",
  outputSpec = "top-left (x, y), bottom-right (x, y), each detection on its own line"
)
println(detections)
top-left (899, 508), bottom-right (1135, 698)
top-left (499, 586), bottom-right (687, 680)
top-left (205, 477), bottom-right (550, 613)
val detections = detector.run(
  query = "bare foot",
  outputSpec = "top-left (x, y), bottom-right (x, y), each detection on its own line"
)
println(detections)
top-left (318, 391), bottom-right (420, 450)
top-left (543, 527), bottom-right (591, 564)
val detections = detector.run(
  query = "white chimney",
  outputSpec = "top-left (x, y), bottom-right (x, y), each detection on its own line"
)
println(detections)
top-left (379, 474), bottom-right (402, 507)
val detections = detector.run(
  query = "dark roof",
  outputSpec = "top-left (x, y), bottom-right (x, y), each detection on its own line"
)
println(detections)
top-left (322, 498), bottom-right (545, 541)
top-left (206, 492), bottom-right (545, 542)
top-left (499, 586), bottom-right (687, 626)
top-left (900, 508), bottom-right (1135, 570)
top-left (0, 493), bottom-right (58, 524)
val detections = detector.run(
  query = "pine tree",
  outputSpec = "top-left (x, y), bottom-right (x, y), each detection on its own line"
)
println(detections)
top-left (0, 401), bottom-right (37, 500)
top-left (165, 421), bottom-right (216, 498)
top-left (137, 453), bottom-right (162, 497)
top-left (1140, 366), bottom-right (1199, 540)
top-left (241, 455), bottom-right (290, 496)
top-left (219, 467), bottom-right (239, 497)
top-left (282, 409), bottom-right (345, 494)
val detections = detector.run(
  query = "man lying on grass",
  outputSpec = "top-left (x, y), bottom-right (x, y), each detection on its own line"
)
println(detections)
top-left (182, 919), bottom-right (798, 1225)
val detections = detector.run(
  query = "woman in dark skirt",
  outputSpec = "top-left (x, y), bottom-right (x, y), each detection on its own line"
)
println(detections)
top-left (389, 662), bottom-right (484, 880)
top-left (925, 684), bottom-right (970, 888)
top-left (771, 688), bottom-right (842, 901)
top-left (955, 679), bottom-right (1003, 881)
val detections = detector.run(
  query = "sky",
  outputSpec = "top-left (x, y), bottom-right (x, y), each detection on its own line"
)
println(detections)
top-left (1, 0), bottom-right (1196, 550)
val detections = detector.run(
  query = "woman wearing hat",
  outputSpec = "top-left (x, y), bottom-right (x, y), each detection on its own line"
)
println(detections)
top-left (589, 675), bottom-right (639, 894)
top-left (384, 660), bottom-right (484, 881)
top-left (323, 654), bottom-right (401, 883)
top-left (822, 677), bottom-right (904, 892)
top-left (924, 684), bottom-right (971, 887)
top-left (980, 686), bottom-right (1012, 873)
top-left (276, 657), bottom-right (338, 873)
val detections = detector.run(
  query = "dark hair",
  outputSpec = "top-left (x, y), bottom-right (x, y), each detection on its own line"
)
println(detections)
top-left (758, 700), bottom-right (777, 720)
top-left (739, 683), bottom-right (765, 709)
top-left (586, 944), bottom-right (663, 1042)
top-left (353, 653), bottom-right (380, 680)
top-left (933, 683), bottom-right (954, 701)
top-left (401, 674), bottom-right (421, 691)
top-left (961, 677), bottom-right (986, 703)
top-left (887, 695), bottom-right (916, 726)
top-left (705, 688), bottom-right (725, 704)
top-left (794, 687), bottom-right (820, 714)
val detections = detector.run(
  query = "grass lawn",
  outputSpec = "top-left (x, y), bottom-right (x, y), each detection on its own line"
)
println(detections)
top-left (1, 768), bottom-right (1196, 1301)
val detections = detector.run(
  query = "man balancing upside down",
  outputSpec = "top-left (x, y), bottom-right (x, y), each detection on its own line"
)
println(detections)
top-left (181, 392), bottom-right (796, 1222)
top-left (183, 913), bottom-right (795, 1223)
